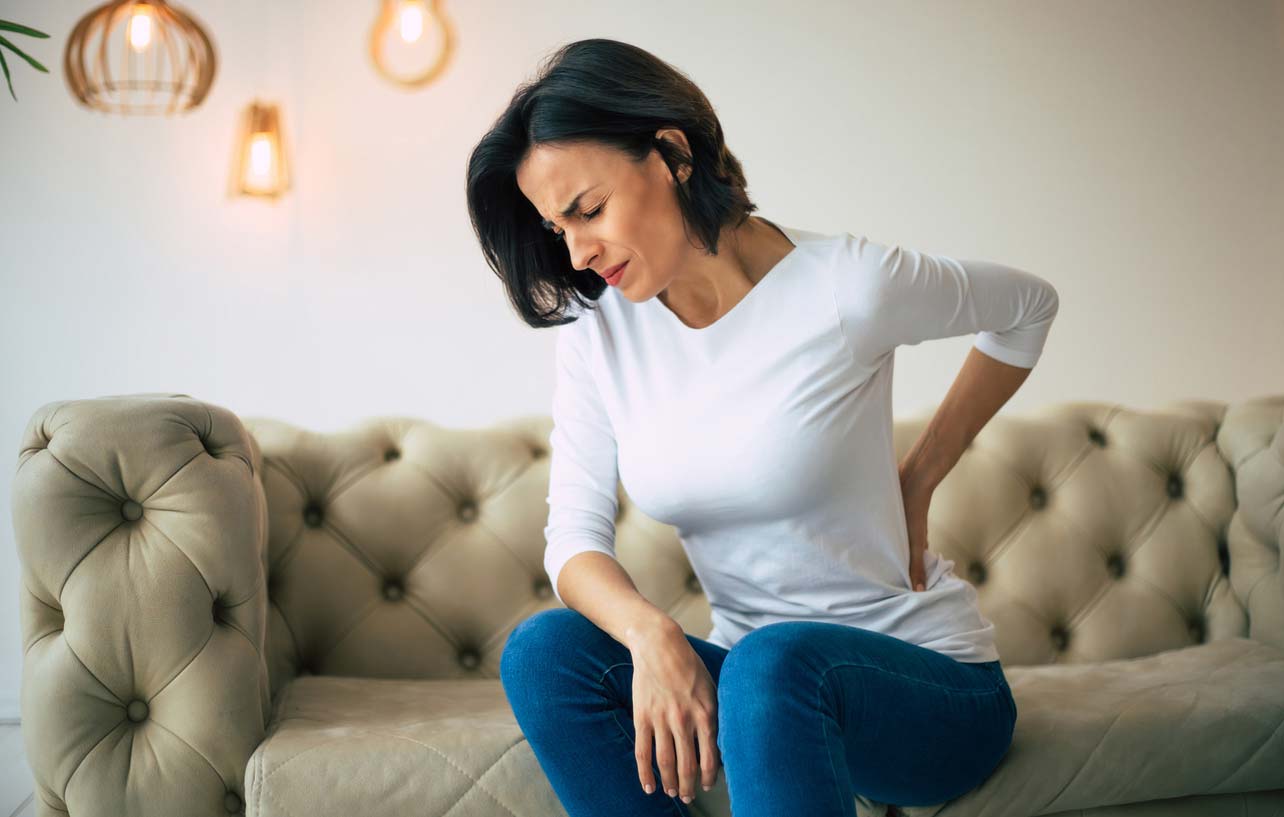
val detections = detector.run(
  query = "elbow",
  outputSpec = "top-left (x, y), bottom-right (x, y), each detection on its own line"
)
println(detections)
top-left (1042, 280), bottom-right (1060, 322)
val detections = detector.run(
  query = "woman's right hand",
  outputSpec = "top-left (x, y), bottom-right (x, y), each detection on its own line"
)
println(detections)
top-left (627, 620), bottom-right (721, 803)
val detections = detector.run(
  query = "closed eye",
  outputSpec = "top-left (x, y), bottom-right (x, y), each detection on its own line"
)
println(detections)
top-left (550, 204), bottom-right (603, 240)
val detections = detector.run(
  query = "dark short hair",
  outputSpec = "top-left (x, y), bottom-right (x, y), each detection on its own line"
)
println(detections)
top-left (465, 38), bottom-right (758, 329)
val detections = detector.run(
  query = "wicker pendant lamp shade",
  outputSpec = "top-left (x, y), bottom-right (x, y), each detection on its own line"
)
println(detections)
top-left (231, 101), bottom-right (290, 199)
top-left (64, 0), bottom-right (217, 114)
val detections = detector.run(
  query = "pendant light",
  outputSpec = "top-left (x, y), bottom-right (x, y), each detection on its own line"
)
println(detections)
top-left (231, 100), bottom-right (290, 199)
top-left (64, 0), bottom-right (216, 114)
top-left (368, 0), bottom-right (456, 89)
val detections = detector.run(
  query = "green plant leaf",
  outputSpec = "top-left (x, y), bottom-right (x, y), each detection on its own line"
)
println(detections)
top-left (0, 20), bottom-right (50, 39)
top-left (0, 48), bottom-right (14, 101)
top-left (0, 35), bottom-right (49, 73)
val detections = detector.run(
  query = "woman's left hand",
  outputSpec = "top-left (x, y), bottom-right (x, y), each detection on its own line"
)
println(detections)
top-left (899, 470), bottom-right (934, 593)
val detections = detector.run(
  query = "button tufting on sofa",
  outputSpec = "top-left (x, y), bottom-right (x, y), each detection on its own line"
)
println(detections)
top-left (224, 790), bottom-right (242, 813)
top-left (383, 580), bottom-right (404, 601)
top-left (1029, 486), bottom-right (1047, 509)
top-left (1189, 618), bottom-right (1205, 643)
top-left (120, 499), bottom-right (143, 521)
top-left (967, 561), bottom-right (987, 584)
top-left (459, 649), bottom-right (480, 670)
top-left (1050, 625), bottom-right (1070, 651)
top-left (1106, 553), bottom-right (1126, 578)
top-left (1167, 473), bottom-right (1184, 498)
top-left (458, 499), bottom-right (478, 522)
top-left (384, 447), bottom-right (401, 462)
top-left (530, 446), bottom-right (545, 459)
top-left (533, 578), bottom-right (552, 599)
top-left (126, 699), bottom-right (148, 723)
top-left (303, 502), bottom-right (324, 527)
top-left (686, 572), bottom-right (702, 593)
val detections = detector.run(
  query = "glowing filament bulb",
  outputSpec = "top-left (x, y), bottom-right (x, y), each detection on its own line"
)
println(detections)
top-left (247, 132), bottom-right (275, 189)
top-left (128, 3), bottom-right (154, 52)
top-left (398, 1), bottom-right (426, 43)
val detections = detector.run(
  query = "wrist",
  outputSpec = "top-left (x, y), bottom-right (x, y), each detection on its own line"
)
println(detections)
top-left (624, 612), bottom-right (681, 651)
top-left (899, 461), bottom-right (941, 499)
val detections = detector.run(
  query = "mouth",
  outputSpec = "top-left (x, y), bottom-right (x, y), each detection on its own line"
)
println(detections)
top-left (602, 260), bottom-right (629, 285)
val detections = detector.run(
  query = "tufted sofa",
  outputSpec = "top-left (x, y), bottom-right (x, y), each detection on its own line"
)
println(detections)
top-left (11, 392), bottom-right (1284, 817)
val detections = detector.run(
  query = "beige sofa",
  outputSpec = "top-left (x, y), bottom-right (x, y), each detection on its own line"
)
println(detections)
top-left (11, 392), bottom-right (1284, 817)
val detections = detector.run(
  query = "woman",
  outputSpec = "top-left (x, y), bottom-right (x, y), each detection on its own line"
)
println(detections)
top-left (468, 38), bottom-right (1053, 817)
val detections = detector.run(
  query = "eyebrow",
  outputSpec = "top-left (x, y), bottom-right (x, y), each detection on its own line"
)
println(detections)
top-left (540, 184), bottom-right (599, 231)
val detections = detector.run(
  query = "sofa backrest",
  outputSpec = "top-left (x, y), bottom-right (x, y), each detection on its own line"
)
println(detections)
top-left (240, 396), bottom-right (1283, 701)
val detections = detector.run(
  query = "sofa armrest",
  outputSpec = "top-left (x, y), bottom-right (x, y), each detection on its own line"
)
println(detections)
top-left (11, 393), bottom-right (271, 817)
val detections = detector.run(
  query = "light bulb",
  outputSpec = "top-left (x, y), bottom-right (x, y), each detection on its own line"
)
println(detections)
top-left (369, 0), bottom-right (456, 89)
top-left (398, 1), bottom-right (426, 43)
top-left (246, 132), bottom-right (275, 190)
top-left (128, 3), bottom-right (154, 52)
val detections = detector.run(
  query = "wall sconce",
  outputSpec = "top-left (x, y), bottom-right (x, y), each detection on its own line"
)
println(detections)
top-left (231, 100), bottom-right (290, 199)
top-left (368, 0), bottom-right (456, 89)
top-left (64, 0), bottom-right (217, 114)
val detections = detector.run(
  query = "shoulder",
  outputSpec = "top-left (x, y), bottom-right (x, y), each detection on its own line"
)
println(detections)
top-left (762, 227), bottom-right (887, 311)
top-left (831, 231), bottom-right (942, 310)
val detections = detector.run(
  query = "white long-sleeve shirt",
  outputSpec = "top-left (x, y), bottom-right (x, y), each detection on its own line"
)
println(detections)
top-left (542, 220), bottom-right (1059, 662)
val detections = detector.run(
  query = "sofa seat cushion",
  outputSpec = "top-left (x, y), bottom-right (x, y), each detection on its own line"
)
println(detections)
top-left (245, 675), bottom-right (567, 817)
top-left (246, 638), bottom-right (1284, 817)
top-left (911, 637), bottom-right (1284, 817)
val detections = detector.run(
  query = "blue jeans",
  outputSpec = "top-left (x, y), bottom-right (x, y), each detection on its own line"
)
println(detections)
top-left (500, 607), bottom-right (1017, 817)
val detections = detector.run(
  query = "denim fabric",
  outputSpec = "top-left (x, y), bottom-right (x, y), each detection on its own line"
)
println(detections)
top-left (500, 607), bottom-right (1017, 817)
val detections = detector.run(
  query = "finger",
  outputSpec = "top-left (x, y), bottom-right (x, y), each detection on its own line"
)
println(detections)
top-left (634, 719), bottom-right (656, 795)
top-left (654, 724), bottom-right (679, 799)
top-left (698, 715), bottom-right (720, 791)
top-left (672, 718), bottom-right (697, 802)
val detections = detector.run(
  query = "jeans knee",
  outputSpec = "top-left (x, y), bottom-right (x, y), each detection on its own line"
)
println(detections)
top-left (721, 621), bottom-right (809, 672)
top-left (716, 623), bottom-right (811, 711)
top-left (500, 607), bottom-right (595, 685)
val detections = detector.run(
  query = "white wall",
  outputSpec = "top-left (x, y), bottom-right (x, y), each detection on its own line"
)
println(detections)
top-left (2, 0), bottom-right (1281, 720)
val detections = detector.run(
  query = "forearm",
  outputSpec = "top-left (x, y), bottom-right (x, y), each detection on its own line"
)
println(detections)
top-left (556, 551), bottom-right (681, 650)
top-left (899, 346), bottom-right (1035, 493)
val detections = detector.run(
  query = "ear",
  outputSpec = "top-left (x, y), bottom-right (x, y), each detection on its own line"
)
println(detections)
top-left (654, 127), bottom-right (693, 183)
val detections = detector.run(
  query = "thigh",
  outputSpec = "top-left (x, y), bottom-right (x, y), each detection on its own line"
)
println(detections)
top-left (501, 609), bottom-right (732, 816)
top-left (723, 620), bottom-right (1015, 807)
top-left (503, 608), bottom-right (731, 714)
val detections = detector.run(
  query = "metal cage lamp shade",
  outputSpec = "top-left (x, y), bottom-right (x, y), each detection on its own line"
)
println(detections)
top-left (232, 101), bottom-right (290, 199)
top-left (64, 0), bottom-right (216, 114)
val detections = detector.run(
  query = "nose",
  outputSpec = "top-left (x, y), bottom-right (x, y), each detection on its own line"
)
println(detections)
top-left (565, 232), bottom-right (599, 272)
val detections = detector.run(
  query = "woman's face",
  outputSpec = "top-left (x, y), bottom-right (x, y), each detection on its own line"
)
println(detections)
top-left (515, 130), bottom-right (696, 302)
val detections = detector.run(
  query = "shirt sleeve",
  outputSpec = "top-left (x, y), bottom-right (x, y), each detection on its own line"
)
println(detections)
top-left (542, 321), bottom-right (621, 606)
top-left (833, 233), bottom-right (1060, 369)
